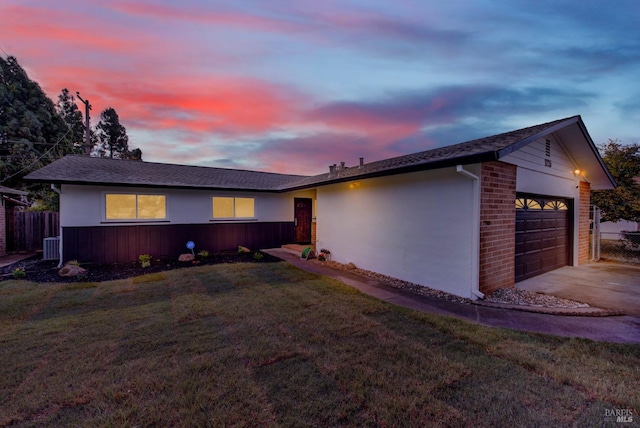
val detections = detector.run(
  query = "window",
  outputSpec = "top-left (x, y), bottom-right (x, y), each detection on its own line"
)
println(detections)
top-left (212, 197), bottom-right (255, 219)
top-left (106, 194), bottom-right (166, 220)
top-left (515, 197), bottom-right (542, 210)
top-left (543, 201), bottom-right (568, 211)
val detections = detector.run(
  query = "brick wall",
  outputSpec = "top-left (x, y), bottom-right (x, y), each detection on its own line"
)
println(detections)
top-left (311, 221), bottom-right (317, 249)
top-left (479, 161), bottom-right (517, 295)
top-left (578, 181), bottom-right (590, 264)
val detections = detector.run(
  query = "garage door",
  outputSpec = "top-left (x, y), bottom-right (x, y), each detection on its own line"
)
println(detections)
top-left (515, 195), bottom-right (570, 282)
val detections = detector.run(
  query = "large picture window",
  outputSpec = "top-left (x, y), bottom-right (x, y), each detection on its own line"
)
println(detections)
top-left (212, 197), bottom-right (255, 219)
top-left (106, 194), bottom-right (166, 220)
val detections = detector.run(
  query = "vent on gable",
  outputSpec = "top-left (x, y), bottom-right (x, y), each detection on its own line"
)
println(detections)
top-left (545, 139), bottom-right (551, 157)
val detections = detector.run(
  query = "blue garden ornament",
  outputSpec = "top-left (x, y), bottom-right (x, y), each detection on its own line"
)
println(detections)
top-left (186, 241), bottom-right (195, 255)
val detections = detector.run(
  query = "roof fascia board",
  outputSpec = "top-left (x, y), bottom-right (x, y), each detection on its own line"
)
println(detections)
top-left (26, 179), bottom-right (283, 193)
top-left (496, 116), bottom-right (580, 159)
top-left (575, 119), bottom-right (617, 188)
top-left (282, 151), bottom-right (499, 192)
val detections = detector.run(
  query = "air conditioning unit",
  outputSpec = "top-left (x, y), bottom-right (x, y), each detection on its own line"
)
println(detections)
top-left (43, 237), bottom-right (60, 261)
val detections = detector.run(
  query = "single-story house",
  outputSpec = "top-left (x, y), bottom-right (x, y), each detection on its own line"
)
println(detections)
top-left (25, 115), bottom-right (615, 299)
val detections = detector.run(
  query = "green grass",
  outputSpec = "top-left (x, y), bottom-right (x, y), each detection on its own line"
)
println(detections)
top-left (0, 262), bottom-right (638, 426)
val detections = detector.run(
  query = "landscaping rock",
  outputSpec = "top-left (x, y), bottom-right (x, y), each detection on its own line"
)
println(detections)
top-left (58, 264), bottom-right (87, 277)
top-left (345, 262), bottom-right (357, 270)
top-left (178, 253), bottom-right (195, 262)
top-left (238, 246), bottom-right (250, 253)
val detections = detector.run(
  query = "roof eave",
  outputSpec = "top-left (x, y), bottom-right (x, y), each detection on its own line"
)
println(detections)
top-left (496, 116), bottom-right (581, 159)
top-left (574, 119), bottom-right (617, 189)
top-left (283, 151), bottom-right (499, 191)
top-left (24, 178), bottom-right (285, 193)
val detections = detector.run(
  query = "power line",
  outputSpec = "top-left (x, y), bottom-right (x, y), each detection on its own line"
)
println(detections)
top-left (0, 125), bottom-right (72, 184)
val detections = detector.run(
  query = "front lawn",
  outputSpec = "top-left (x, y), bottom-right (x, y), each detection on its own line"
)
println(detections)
top-left (1, 262), bottom-right (638, 426)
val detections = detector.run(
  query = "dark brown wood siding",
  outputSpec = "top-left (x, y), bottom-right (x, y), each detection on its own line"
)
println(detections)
top-left (62, 222), bottom-right (295, 264)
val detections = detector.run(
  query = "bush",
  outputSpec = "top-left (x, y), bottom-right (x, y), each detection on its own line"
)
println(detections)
top-left (139, 254), bottom-right (152, 268)
top-left (12, 268), bottom-right (26, 279)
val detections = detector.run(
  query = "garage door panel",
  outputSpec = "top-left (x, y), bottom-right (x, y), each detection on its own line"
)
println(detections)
top-left (515, 196), bottom-right (570, 282)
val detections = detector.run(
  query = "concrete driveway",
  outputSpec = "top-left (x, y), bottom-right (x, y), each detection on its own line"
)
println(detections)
top-left (518, 262), bottom-right (640, 317)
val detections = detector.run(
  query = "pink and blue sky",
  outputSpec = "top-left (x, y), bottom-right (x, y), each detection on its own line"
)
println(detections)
top-left (1, 0), bottom-right (638, 175)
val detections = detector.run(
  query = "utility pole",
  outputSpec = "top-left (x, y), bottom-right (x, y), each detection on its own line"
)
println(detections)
top-left (76, 92), bottom-right (92, 155)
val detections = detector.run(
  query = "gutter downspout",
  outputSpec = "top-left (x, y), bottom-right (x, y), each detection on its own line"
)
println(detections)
top-left (50, 184), bottom-right (63, 268)
top-left (456, 165), bottom-right (484, 300)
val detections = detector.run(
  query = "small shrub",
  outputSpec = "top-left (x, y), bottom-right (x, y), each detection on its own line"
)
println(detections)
top-left (197, 250), bottom-right (210, 259)
top-left (139, 254), bottom-right (152, 268)
top-left (67, 260), bottom-right (81, 266)
top-left (12, 268), bottom-right (26, 279)
top-left (253, 251), bottom-right (264, 261)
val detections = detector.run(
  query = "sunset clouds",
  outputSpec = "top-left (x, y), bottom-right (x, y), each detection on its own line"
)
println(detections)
top-left (1, 0), bottom-right (638, 174)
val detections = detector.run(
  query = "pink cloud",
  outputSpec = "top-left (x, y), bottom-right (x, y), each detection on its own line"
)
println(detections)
top-left (21, 57), bottom-right (306, 138)
top-left (110, 1), bottom-right (304, 34)
top-left (0, 5), bottom-right (148, 54)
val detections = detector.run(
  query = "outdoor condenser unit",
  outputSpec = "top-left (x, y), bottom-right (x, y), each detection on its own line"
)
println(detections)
top-left (43, 237), bottom-right (60, 261)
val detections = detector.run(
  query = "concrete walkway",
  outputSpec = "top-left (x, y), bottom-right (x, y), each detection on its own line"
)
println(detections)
top-left (264, 249), bottom-right (640, 344)
top-left (518, 263), bottom-right (640, 317)
top-left (0, 252), bottom-right (36, 269)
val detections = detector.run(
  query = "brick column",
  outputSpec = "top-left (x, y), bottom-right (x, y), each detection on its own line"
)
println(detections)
top-left (479, 161), bottom-right (517, 295)
top-left (578, 181), bottom-right (590, 265)
top-left (311, 221), bottom-right (317, 249)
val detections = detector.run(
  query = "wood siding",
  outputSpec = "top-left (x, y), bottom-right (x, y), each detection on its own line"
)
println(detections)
top-left (502, 136), bottom-right (575, 180)
top-left (62, 222), bottom-right (295, 264)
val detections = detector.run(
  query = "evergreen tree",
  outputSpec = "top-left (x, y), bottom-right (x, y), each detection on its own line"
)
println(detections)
top-left (0, 56), bottom-right (70, 209)
top-left (95, 107), bottom-right (129, 159)
top-left (56, 88), bottom-right (90, 154)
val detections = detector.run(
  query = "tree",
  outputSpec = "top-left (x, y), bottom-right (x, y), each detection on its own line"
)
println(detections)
top-left (124, 147), bottom-right (143, 161)
top-left (56, 88), bottom-right (91, 154)
top-left (591, 139), bottom-right (640, 222)
top-left (95, 107), bottom-right (129, 158)
top-left (0, 56), bottom-right (69, 188)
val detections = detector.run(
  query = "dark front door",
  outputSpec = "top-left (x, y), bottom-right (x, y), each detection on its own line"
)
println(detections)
top-left (515, 195), bottom-right (571, 282)
top-left (294, 198), bottom-right (312, 244)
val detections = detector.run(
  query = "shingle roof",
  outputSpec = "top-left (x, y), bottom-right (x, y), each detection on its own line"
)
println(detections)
top-left (24, 155), bottom-right (308, 191)
top-left (286, 116), bottom-right (581, 189)
top-left (27, 115), bottom-right (611, 191)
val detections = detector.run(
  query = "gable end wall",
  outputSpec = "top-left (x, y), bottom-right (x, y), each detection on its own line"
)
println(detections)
top-left (479, 161), bottom-right (517, 295)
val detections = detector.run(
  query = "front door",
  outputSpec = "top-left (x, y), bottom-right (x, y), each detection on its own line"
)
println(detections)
top-left (294, 198), bottom-right (312, 244)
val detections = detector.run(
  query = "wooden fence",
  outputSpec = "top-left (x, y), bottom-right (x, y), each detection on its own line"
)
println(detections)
top-left (7, 210), bottom-right (60, 252)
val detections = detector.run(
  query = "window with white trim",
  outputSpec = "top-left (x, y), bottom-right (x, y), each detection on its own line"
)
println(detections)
top-left (212, 197), bottom-right (255, 219)
top-left (106, 194), bottom-right (166, 220)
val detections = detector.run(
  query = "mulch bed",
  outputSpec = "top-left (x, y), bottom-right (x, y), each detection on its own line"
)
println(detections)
top-left (0, 251), bottom-right (283, 283)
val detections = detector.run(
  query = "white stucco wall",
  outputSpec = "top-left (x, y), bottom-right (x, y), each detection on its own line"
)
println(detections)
top-left (316, 167), bottom-right (477, 299)
top-left (502, 135), bottom-right (584, 266)
top-left (59, 184), bottom-right (315, 227)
